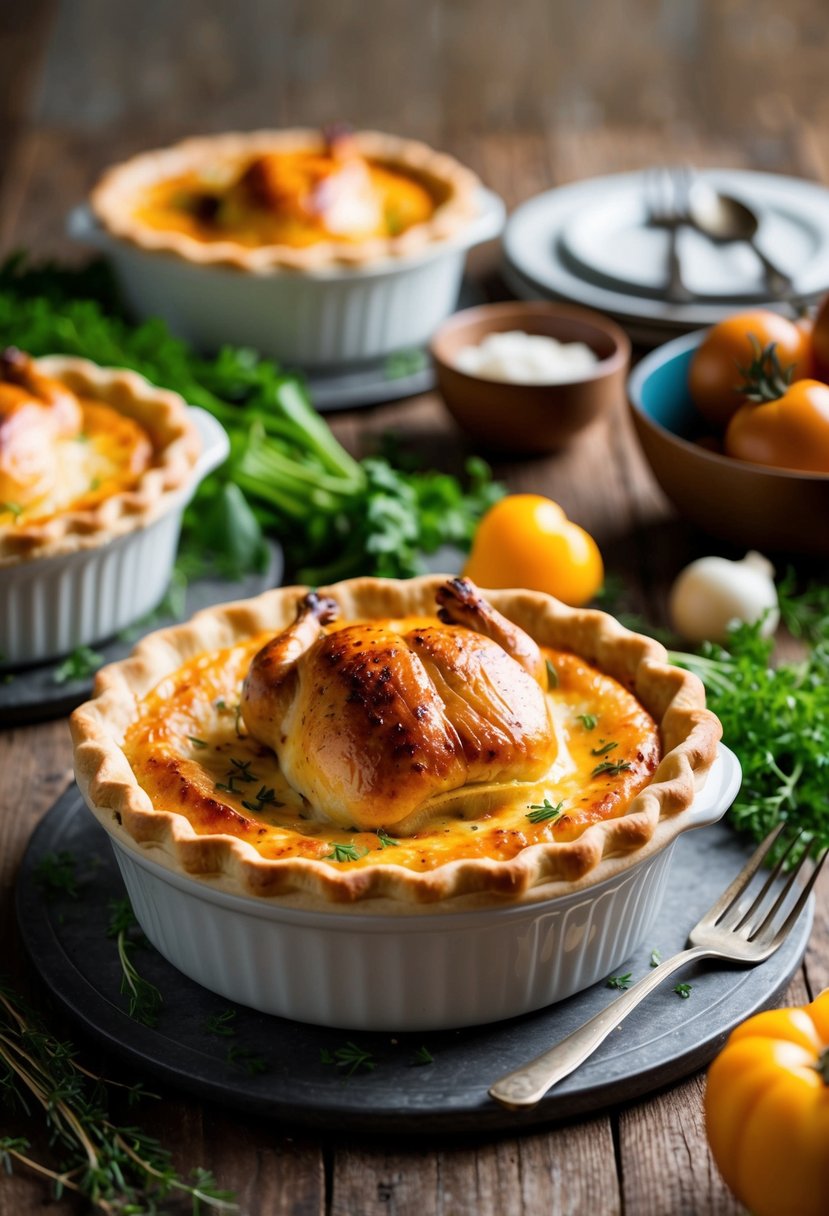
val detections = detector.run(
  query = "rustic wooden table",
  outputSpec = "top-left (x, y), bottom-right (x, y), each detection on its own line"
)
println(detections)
top-left (2, 3), bottom-right (828, 1213)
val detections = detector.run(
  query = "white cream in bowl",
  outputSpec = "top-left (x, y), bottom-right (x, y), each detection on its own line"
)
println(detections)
top-left (455, 330), bottom-right (599, 384)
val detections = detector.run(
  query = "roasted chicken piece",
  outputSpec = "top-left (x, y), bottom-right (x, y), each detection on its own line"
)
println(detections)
top-left (0, 348), bottom-right (82, 507)
top-left (241, 578), bottom-right (555, 832)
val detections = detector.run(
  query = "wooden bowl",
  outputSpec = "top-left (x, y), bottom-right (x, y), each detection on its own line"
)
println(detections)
top-left (628, 331), bottom-right (829, 557)
top-left (430, 301), bottom-right (631, 454)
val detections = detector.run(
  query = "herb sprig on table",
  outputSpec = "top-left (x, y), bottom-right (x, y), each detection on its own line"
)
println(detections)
top-left (0, 256), bottom-right (502, 582)
top-left (0, 980), bottom-right (237, 1213)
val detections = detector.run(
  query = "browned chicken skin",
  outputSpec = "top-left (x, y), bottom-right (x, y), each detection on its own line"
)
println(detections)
top-left (241, 579), bottom-right (555, 832)
top-left (0, 348), bottom-right (82, 507)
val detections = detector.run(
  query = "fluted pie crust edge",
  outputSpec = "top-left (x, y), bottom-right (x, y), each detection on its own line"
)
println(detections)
top-left (70, 577), bottom-right (722, 907)
top-left (0, 356), bottom-right (201, 565)
top-left (90, 129), bottom-right (482, 271)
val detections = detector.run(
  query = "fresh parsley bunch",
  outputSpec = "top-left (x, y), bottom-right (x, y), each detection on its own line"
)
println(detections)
top-left (0, 255), bottom-right (502, 581)
top-left (670, 577), bottom-right (829, 849)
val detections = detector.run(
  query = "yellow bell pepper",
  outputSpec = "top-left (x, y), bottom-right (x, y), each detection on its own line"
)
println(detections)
top-left (705, 988), bottom-right (829, 1216)
top-left (463, 494), bottom-right (603, 607)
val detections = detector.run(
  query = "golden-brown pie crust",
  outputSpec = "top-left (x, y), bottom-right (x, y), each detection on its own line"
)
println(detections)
top-left (90, 130), bottom-right (482, 271)
top-left (0, 356), bottom-right (201, 566)
top-left (71, 577), bottom-right (721, 907)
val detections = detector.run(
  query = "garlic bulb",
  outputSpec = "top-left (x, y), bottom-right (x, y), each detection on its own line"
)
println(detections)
top-left (668, 552), bottom-right (779, 644)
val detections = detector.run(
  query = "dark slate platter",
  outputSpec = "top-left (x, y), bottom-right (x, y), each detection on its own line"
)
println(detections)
top-left (16, 786), bottom-right (811, 1134)
top-left (0, 541), bottom-right (283, 726)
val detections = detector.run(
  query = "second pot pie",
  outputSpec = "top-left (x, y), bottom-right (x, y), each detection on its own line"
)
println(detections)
top-left (72, 576), bottom-right (721, 905)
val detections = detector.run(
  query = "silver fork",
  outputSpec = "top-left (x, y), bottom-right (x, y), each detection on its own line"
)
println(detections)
top-left (644, 165), bottom-right (694, 304)
top-left (489, 823), bottom-right (828, 1110)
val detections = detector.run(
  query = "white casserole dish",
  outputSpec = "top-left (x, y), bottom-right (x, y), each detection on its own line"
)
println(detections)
top-left (103, 746), bottom-right (740, 1032)
top-left (0, 400), bottom-right (228, 669)
top-left (68, 190), bottom-right (505, 368)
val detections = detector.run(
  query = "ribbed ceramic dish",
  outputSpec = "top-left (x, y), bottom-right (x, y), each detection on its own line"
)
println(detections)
top-left (1, 407), bottom-right (228, 668)
top-left (69, 190), bottom-right (505, 368)
top-left (105, 747), bottom-right (740, 1031)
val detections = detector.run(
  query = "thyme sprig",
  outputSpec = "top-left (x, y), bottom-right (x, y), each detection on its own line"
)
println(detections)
top-left (320, 1042), bottom-right (375, 1077)
top-left (526, 799), bottom-right (564, 825)
top-left (0, 980), bottom-right (237, 1213)
top-left (324, 842), bottom-right (369, 863)
top-left (106, 900), bottom-right (163, 1028)
top-left (592, 759), bottom-right (632, 778)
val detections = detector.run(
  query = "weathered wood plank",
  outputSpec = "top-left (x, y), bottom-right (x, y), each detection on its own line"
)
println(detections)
top-left (332, 1119), bottom-right (621, 1216)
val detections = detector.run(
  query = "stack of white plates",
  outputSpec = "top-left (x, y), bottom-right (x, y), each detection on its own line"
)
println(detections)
top-left (502, 169), bottom-right (829, 344)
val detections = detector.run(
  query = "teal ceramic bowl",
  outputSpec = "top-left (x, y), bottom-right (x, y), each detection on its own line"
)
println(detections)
top-left (628, 330), bottom-right (829, 556)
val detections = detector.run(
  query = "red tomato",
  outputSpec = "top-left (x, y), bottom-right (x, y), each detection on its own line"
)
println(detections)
top-left (689, 310), bottom-right (812, 430)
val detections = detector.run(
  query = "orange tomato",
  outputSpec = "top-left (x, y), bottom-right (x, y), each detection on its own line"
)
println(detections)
top-left (463, 494), bottom-right (604, 607)
top-left (689, 310), bottom-right (813, 430)
top-left (705, 988), bottom-right (829, 1216)
top-left (724, 379), bottom-right (829, 473)
top-left (811, 293), bottom-right (829, 383)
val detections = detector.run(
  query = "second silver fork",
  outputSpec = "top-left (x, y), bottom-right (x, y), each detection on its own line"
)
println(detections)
top-left (489, 823), bottom-right (827, 1110)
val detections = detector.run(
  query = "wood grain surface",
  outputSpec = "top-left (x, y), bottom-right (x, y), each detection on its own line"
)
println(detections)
top-left (1, 3), bottom-right (828, 1213)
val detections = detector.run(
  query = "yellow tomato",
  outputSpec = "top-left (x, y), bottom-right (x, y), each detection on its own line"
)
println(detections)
top-left (463, 494), bottom-right (603, 606)
top-left (705, 988), bottom-right (829, 1216)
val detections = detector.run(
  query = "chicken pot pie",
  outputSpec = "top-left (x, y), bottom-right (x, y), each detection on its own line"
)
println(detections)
top-left (90, 128), bottom-right (481, 271)
top-left (71, 576), bottom-right (721, 906)
top-left (0, 350), bottom-right (201, 565)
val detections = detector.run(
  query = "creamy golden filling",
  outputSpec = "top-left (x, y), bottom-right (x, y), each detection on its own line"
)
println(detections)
top-left (133, 153), bottom-right (437, 248)
top-left (124, 619), bottom-right (661, 873)
top-left (0, 398), bottom-right (153, 527)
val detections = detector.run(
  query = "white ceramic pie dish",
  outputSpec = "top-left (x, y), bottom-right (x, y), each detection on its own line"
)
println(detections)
top-left (68, 190), bottom-right (505, 369)
top-left (101, 745), bottom-right (740, 1031)
top-left (0, 403), bottom-right (228, 669)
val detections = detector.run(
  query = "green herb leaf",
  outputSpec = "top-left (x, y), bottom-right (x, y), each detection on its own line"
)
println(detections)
top-left (1, 501), bottom-right (23, 520)
top-left (411, 1046), bottom-right (434, 1067)
top-left (205, 1009), bottom-right (237, 1038)
top-left (592, 759), bottom-right (633, 778)
top-left (226, 1043), bottom-right (267, 1076)
top-left (590, 741), bottom-right (618, 757)
top-left (526, 798), bottom-right (564, 824)
top-left (674, 983), bottom-right (693, 999)
top-left (241, 786), bottom-right (283, 813)
top-left (607, 972), bottom-right (633, 990)
top-left (187, 735), bottom-right (209, 749)
top-left (545, 659), bottom-right (559, 690)
top-left (321, 1041), bottom-right (375, 1077)
top-left (576, 713), bottom-right (598, 730)
top-left (325, 842), bottom-right (369, 863)
top-left (34, 851), bottom-right (79, 900)
top-left (106, 899), bottom-right (163, 1027)
top-left (52, 645), bottom-right (104, 685)
top-left (649, 948), bottom-right (662, 968)
top-left (376, 829), bottom-right (399, 849)
top-left (0, 978), bottom-right (237, 1211)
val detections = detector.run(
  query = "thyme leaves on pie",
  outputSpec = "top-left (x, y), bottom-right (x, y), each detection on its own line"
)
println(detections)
top-left (241, 785), bottom-right (283, 814)
top-left (545, 658), bottom-right (559, 690)
top-left (324, 842), bottom-right (370, 863)
top-left (576, 713), bottom-right (598, 730)
top-left (590, 740), bottom-right (618, 757)
top-left (376, 829), bottom-right (399, 848)
top-left (526, 799), bottom-right (564, 825)
top-left (591, 759), bottom-right (633, 778)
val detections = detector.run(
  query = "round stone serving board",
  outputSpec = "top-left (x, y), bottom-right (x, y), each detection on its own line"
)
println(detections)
top-left (16, 786), bottom-right (811, 1134)
top-left (0, 541), bottom-right (283, 726)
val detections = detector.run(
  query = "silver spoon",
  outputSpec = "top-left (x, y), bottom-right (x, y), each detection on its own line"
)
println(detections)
top-left (685, 178), bottom-right (794, 299)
